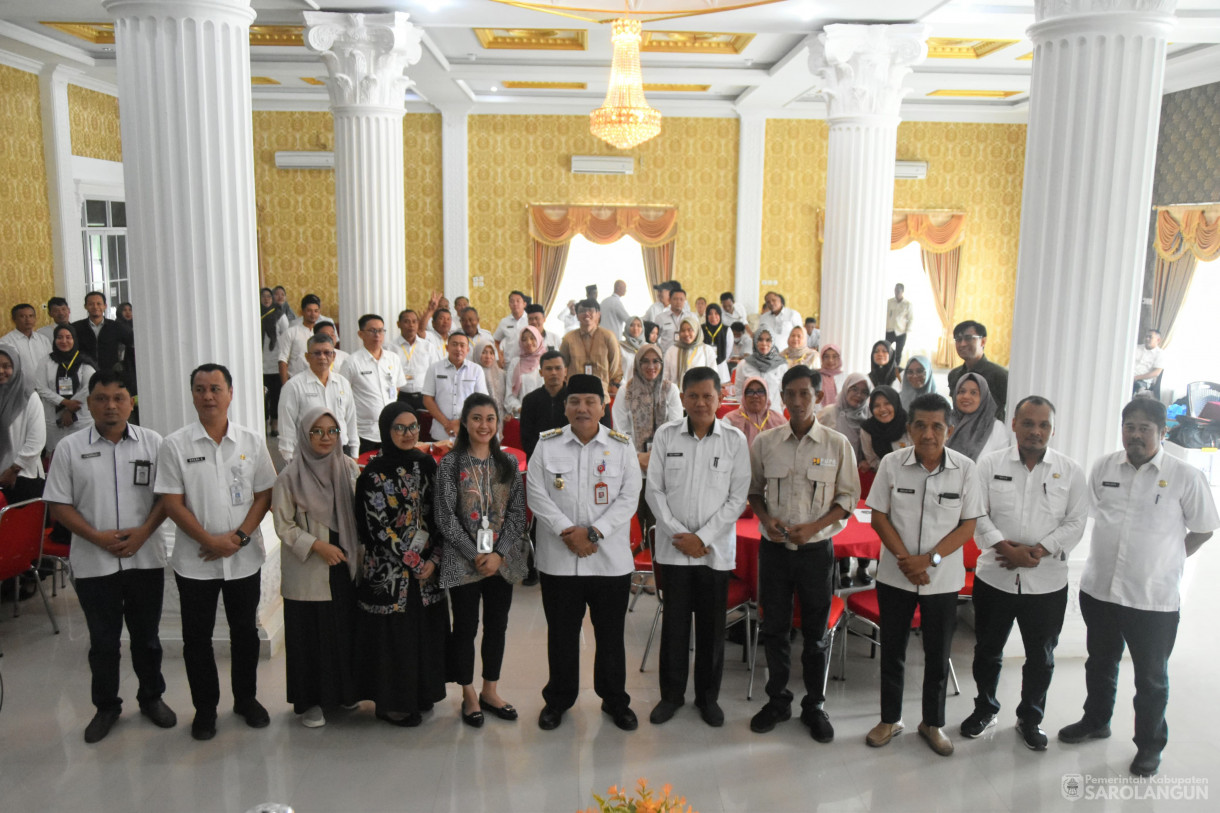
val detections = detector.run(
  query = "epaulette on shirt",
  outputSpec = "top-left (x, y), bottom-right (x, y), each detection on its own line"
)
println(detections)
top-left (540, 428), bottom-right (564, 440)
top-left (608, 429), bottom-right (631, 444)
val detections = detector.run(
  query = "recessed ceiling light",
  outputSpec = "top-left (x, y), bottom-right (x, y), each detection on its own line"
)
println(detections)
top-left (490, 86), bottom-right (498, 92)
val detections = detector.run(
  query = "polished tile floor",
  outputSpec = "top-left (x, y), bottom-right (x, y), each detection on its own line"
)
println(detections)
top-left (2, 561), bottom-right (1218, 813)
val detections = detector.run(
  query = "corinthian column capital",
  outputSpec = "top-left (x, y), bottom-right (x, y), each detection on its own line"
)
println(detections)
top-left (809, 23), bottom-right (927, 121)
top-left (303, 11), bottom-right (423, 110)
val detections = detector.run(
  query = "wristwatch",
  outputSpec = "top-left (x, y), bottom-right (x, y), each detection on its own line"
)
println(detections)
top-left (236, 530), bottom-right (251, 548)
top-left (586, 526), bottom-right (602, 544)
top-left (928, 550), bottom-right (942, 568)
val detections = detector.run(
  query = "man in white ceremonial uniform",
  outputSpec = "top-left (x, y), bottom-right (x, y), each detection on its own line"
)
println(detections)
top-left (44, 370), bottom-right (176, 744)
top-left (422, 332), bottom-right (487, 442)
top-left (960, 395), bottom-right (1088, 751)
top-left (391, 308), bottom-right (441, 412)
top-left (277, 334), bottom-right (358, 462)
top-left (340, 314), bottom-right (406, 455)
top-left (527, 374), bottom-right (643, 732)
top-left (492, 290), bottom-right (529, 367)
top-left (645, 366), bottom-right (751, 728)
top-left (1059, 398), bottom-right (1219, 777)
top-left (155, 363), bottom-right (276, 741)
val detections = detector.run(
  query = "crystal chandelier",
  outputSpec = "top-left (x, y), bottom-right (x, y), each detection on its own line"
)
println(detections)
top-left (590, 18), bottom-right (662, 150)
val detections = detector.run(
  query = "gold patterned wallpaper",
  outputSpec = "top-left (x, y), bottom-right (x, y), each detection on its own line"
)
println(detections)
top-left (760, 119), bottom-right (1025, 365)
top-left (251, 111), bottom-right (443, 315)
top-left (0, 65), bottom-right (55, 328)
top-left (466, 115), bottom-right (738, 313)
top-left (67, 85), bottom-right (122, 162)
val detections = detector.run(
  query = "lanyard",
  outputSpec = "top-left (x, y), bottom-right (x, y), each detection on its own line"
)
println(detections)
top-left (705, 323), bottom-right (723, 342)
top-left (261, 307), bottom-right (277, 320)
top-left (59, 351), bottom-right (79, 374)
top-left (738, 409), bottom-right (771, 433)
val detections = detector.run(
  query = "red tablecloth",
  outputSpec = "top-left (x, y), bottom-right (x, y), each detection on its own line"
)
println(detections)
top-left (734, 503), bottom-right (881, 590)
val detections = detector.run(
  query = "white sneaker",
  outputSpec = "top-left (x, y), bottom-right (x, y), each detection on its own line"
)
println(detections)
top-left (302, 706), bottom-right (326, 728)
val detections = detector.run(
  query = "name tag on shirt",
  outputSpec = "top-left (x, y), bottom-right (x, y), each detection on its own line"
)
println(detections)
top-left (57, 376), bottom-right (74, 396)
top-left (437, 375), bottom-right (448, 380)
top-left (585, 364), bottom-right (593, 375)
top-left (230, 482), bottom-right (245, 506)
top-left (81, 451), bottom-right (101, 459)
top-left (187, 456), bottom-right (205, 463)
top-left (133, 460), bottom-right (151, 486)
top-left (360, 370), bottom-right (372, 375)
top-left (897, 487), bottom-right (916, 494)
top-left (940, 492), bottom-right (960, 501)
top-left (666, 452), bottom-right (684, 458)
top-left (1102, 481), bottom-right (1121, 488)
top-left (993, 475), bottom-right (1013, 481)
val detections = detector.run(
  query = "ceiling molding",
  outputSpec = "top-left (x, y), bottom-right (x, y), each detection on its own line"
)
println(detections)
top-left (473, 28), bottom-right (587, 51)
top-left (0, 20), bottom-right (94, 66)
top-left (0, 45), bottom-right (43, 73)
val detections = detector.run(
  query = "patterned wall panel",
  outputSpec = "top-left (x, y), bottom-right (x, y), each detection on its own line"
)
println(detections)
top-left (465, 114), bottom-right (738, 314)
top-left (67, 84), bottom-right (122, 162)
top-left (761, 119), bottom-right (1025, 366)
top-left (252, 111), bottom-right (444, 319)
top-left (0, 65), bottom-right (55, 328)
top-left (1153, 82), bottom-right (1220, 205)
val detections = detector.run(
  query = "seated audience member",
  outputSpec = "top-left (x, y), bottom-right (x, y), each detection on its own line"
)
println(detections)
top-left (869, 340), bottom-right (900, 388)
top-left (519, 351), bottom-right (568, 459)
top-left (313, 321), bottom-right (349, 370)
top-left (719, 291), bottom-right (746, 328)
top-left (663, 315), bottom-right (717, 387)
top-left (422, 333), bottom-right (488, 442)
top-left (818, 372), bottom-right (871, 464)
top-left (736, 329), bottom-right (786, 406)
top-left (505, 326), bottom-right (545, 417)
top-left (278, 334), bottom-right (359, 463)
top-left (781, 326), bottom-right (818, 369)
top-left (525, 304), bottom-right (558, 351)
top-left (819, 344), bottom-right (844, 404)
top-left (0, 349), bottom-right (47, 502)
top-left (860, 386), bottom-right (911, 472)
top-left (391, 309), bottom-right (441, 412)
top-left (948, 320), bottom-right (1008, 420)
top-left (946, 373), bottom-right (1009, 462)
top-left (612, 345), bottom-right (682, 472)
top-left (757, 291), bottom-right (802, 343)
top-left (1132, 329), bottom-right (1164, 395)
top-left (804, 317), bottom-right (821, 350)
top-left (730, 322), bottom-right (753, 364)
top-left (899, 354), bottom-right (937, 410)
top-left (725, 375), bottom-right (786, 447)
top-left (37, 325), bottom-right (96, 456)
top-left (340, 314), bottom-right (407, 455)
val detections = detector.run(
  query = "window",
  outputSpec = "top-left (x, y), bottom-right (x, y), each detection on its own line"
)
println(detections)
top-left (81, 199), bottom-right (128, 314)
top-left (544, 234), bottom-right (651, 337)
top-left (883, 242), bottom-right (946, 365)
top-left (1160, 258), bottom-right (1220, 397)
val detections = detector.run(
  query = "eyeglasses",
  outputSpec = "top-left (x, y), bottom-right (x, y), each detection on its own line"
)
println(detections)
top-left (308, 427), bottom-right (342, 438)
top-left (391, 423), bottom-right (421, 435)
top-left (954, 334), bottom-right (981, 343)
top-left (308, 350), bottom-right (335, 358)
top-left (363, 328), bottom-right (386, 336)
top-left (744, 388), bottom-right (767, 396)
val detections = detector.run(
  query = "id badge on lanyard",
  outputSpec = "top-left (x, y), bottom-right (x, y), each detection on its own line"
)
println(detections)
top-left (57, 376), bottom-right (74, 397)
top-left (229, 464), bottom-right (246, 506)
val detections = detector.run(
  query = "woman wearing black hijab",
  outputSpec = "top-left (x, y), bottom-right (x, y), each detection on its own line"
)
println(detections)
top-left (868, 340), bottom-right (900, 388)
top-left (36, 324), bottom-right (97, 455)
top-left (260, 287), bottom-right (287, 435)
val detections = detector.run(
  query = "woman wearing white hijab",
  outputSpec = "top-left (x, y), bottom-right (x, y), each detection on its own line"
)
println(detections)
top-left (0, 348), bottom-right (47, 503)
top-left (663, 314), bottom-right (717, 387)
top-left (612, 344), bottom-right (683, 469)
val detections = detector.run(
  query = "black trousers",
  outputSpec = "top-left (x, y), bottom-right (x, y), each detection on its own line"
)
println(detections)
top-left (262, 374), bottom-right (282, 421)
top-left (758, 539), bottom-right (834, 710)
top-left (175, 571), bottom-right (262, 718)
top-left (885, 331), bottom-right (907, 368)
top-left (877, 582), bottom-right (958, 727)
top-left (1079, 590), bottom-right (1179, 752)
top-left (358, 438), bottom-right (382, 455)
top-left (1, 475), bottom-right (44, 504)
top-left (657, 564), bottom-right (729, 705)
top-left (448, 574), bottom-right (514, 685)
top-left (74, 568), bottom-right (167, 712)
top-left (397, 391), bottom-right (426, 412)
top-left (539, 573), bottom-right (631, 712)
top-left (971, 580), bottom-right (1067, 724)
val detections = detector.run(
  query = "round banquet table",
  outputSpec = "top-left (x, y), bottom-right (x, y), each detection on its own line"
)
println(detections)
top-left (734, 501), bottom-right (881, 591)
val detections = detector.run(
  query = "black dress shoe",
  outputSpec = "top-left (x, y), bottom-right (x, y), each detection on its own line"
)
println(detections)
top-left (800, 708), bottom-right (835, 743)
top-left (649, 699), bottom-right (683, 725)
top-left (1130, 748), bottom-right (1161, 777)
top-left (697, 700), bottom-right (724, 727)
top-left (479, 698), bottom-right (519, 721)
top-left (376, 710), bottom-right (423, 727)
top-left (602, 703), bottom-right (638, 731)
top-left (855, 568), bottom-right (873, 586)
top-left (839, 574), bottom-right (853, 588)
top-left (538, 705), bottom-right (565, 731)
top-left (84, 708), bottom-right (121, 744)
top-left (233, 699), bottom-right (270, 728)
top-left (190, 715), bottom-right (217, 741)
top-left (750, 702), bottom-right (791, 733)
top-left (140, 699), bottom-right (178, 729)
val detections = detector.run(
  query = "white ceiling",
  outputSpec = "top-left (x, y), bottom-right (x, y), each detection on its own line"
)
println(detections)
top-left (2, 0), bottom-right (1220, 122)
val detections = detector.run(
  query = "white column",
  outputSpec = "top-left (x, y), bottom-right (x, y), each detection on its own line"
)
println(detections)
top-left (733, 113), bottom-right (766, 315)
top-left (811, 24), bottom-right (926, 374)
top-left (105, 0), bottom-right (261, 436)
top-left (441, 105), bottom-right (470, 300)
top-left (38, 66), bottom-right (88, 312)
top-left (1008, 0), bottom-right (1175, 468)
top-left (304, 12), bottom-right (422, 334)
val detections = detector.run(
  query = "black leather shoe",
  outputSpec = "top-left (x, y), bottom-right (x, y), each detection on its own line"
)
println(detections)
top-left (649, 699), bottom-right (683, 725)
top-left (479, 698), bottom-right (518, 721)
top-left (1130, 748), bottom-right (1161, 777)
top-left (1017, 719), bottom-right (1048, 751)
top-left (750, 703), bottom-right (791, 733)
top-left (697, 700), bottom-right (724, 727)
top-left (233, 698), bottom-right (270, 729)
top-left (1058, 718), bottom-right (1111, 744)
top-left (801, 708), bottom-right (835, 743)
top-left (538, 705), bottom-right (565, 731)
top-left (140, 699), bottom-right (178, 729)
top-left (190, 715), bottom-right (217, 741)
top-left (855, 568), bottom-right (873, 586)
top-left (839, 574), bottom-right (853, 588)
top-left (602, 703), bottom-right (638, 731)
top-left (376, 710), bottom-right (423, 727)
top-left (461, 705), bottom-right (485, 728)
top-left (84, 708), bottom-right (121, 744)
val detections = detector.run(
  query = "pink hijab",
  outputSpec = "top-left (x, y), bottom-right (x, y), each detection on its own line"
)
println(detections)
top-left (819, 344), bottom-right (843, 404)
top-left (512, 325), bottom-right (545, 395)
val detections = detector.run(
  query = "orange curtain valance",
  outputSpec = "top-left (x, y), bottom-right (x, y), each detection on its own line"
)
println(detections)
top-left (1154, 207), bottom-right (1220, 263)
top-left (815, 210), bottom-right (966, 253)
top-left (528, 205), bottom-right (677, 248)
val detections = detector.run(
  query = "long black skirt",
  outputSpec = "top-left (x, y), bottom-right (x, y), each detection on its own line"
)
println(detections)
top-left (356, 578), bottom-right (449, 715)
top-left (283, 562), bottom-right (359, 714)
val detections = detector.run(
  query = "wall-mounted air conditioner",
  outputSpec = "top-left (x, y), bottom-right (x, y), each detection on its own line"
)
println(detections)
top-left (895, 160), bottom-right (928, 180)
top-left (571, 155), bottom-right (634, 175)
top-left (274, 151), bottom-right (335, 170)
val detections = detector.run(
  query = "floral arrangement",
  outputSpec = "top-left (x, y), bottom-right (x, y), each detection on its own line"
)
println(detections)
top-left (582, 779), bottom-right (696, 813)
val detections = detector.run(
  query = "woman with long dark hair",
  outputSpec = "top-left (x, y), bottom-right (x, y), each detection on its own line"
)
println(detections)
top-left (434, 393), bottom-right (528, 727)
top-left (36, 324), bottom-right (96, 455)
top-left (260, 287), bottom-right (288, 436)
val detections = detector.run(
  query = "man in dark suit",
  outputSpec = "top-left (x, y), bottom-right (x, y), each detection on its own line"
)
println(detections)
top-left (518, 350), bottom-right (569, 586)
top-left (73, 291), bottom-right (134, 375)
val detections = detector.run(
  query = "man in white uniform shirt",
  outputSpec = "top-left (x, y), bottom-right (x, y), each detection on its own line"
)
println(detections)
top-left (458, 307), bottom-right (497, 361)
top-left (312, 321), bottom-right (348, 370)
top-left (340, 314), bottom-right (407, 454)
top-left (422, 332), bottom-right (487, 441)
top-left (277, 334), bottom-right (358, 462)
top-left (155, 363), bottom-right (276, 741)
top-left (757, 291), bottom-right (803, 345)
top-left (391, 309), bottom-right (441, 412)
top-left (526, 304), bottom-right (559, 351)
top-left (278, 294), bottom-right (324, 383)
top-left (425, 308), bottom-right (452, 350)
top-left (527, 374), bottom-right (643, 732)
top-left (646, 367), bottom-right (751, 728)
top-left (36, 296), bottom-right (72, 342)
top-left (44, 370), bottom-right (176, 744)
top-left (1132, 328), bottom-right (1165, 394)
top-left (1059, 398), bottom-right (1219, 777)
top-left (492, 290), bottom-right (529, 366)
top-left (718, 292), bottom-right (746, 329)
top-left (866, 392), bottom-right (985, 757)
top-left (885, 284), bottom-right (914, 367)
top-left (599, 280), bottom-right (632, 340)
top-left (644, 282), bottom-right (672, 324)
top-left (961, 395), bottom-right (1088, 751)
top-left (2, 303), bottom-right (52, 396)
top-left (655, 288), bottom-right (689, 353)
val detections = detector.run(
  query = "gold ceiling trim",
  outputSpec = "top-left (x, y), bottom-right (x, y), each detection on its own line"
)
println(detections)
top-left (643, 83), bottom-right (710, 92)
top-left (474, 28), bottom-right (587, 50)
top-left (926, 38), bottom-right (1020, 60)
top-left (927, 89), bottom-right (1021, 98)
top-left (300, 77), bottom-right (327, 86)
top-left (251, 76), bottom-right (281, 85)
top-left (503, 81), bottom-right (588, 89)
top-left (1016, 51), bottom-right (1033, 61)
top-left (487, 0), bottom-right (784, 25)
top-left (42, 21), bottom-right (303, 47)
top-left (641, 31), bottom-right (754, 55)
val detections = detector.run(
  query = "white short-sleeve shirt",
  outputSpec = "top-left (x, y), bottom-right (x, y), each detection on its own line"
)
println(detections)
top-left (493, 313), bottom-right (528, 363)
top-left (421, 358), bottom-right (488, 440)
top-left (277, 369), bottom-right (359, 462)
top-left (340, 348), bottom-right (407, 442)
top-left (392, 334), bottom-right (442, 394)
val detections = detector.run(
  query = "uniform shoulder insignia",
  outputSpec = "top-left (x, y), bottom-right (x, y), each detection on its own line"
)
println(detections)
top-left (540, 428), bottom-right (564, 440)
top-left (608, 429), bottom-right (631, 444)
